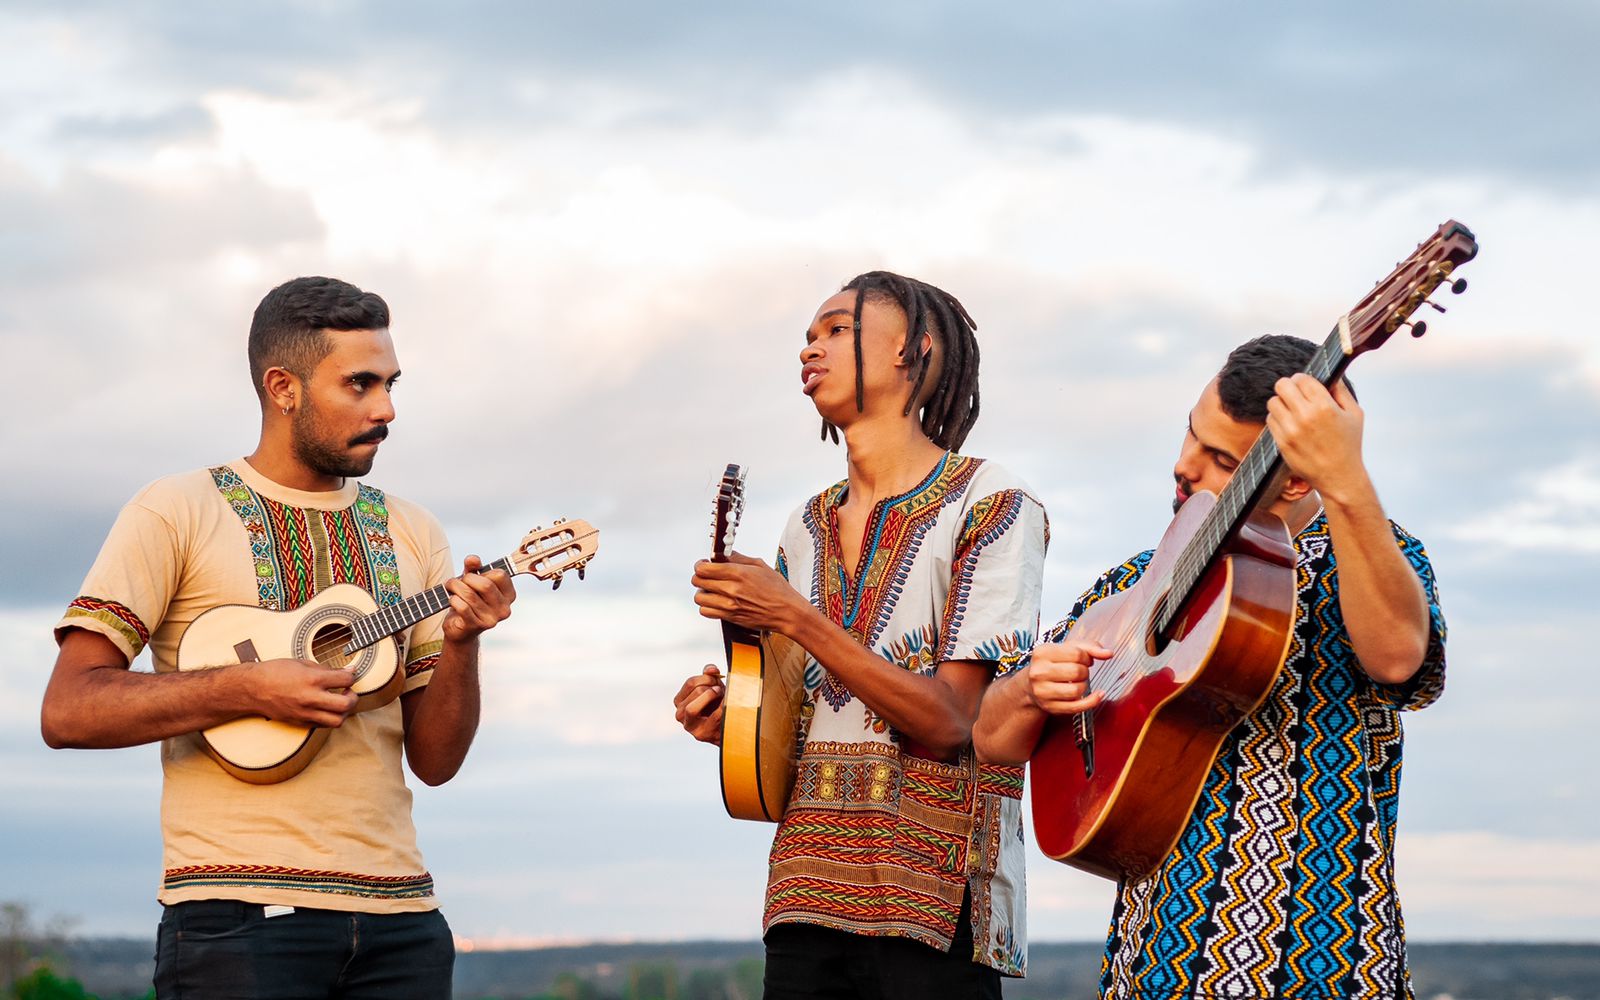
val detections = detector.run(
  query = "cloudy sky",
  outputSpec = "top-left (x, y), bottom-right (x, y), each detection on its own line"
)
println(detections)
top-left (1, 1), bottom-right (1596, 945)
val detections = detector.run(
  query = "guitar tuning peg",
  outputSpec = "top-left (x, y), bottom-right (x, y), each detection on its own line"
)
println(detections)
top-left (1406, 319), bottom-right (1427, 338)
top-left (1426, 300), bottom-right (1447, 314)
top-left (1445, 277), bottom-right (1467, 294)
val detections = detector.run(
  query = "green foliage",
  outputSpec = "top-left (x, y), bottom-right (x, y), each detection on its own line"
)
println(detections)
top-left (549, 971), bottom-right (601, 1000)
top-left (10, 967), bottom-right (95, 1000)
top-left (624, 961), bottom-right (676, 1000)
top-left (729, 959), bottom-right (763, 1000)
top-left (680, 969), bottom-right (727, 1000)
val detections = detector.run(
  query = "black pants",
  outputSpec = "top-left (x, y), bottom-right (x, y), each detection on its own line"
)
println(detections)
top-left (762, 900), bottom-right (1003, 1000)
top-left (154, 900), bottom-right (454, 1000)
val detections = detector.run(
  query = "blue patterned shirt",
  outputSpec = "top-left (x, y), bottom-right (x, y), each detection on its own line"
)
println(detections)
top-left (1042, 512), bottom-right (1446, 1000)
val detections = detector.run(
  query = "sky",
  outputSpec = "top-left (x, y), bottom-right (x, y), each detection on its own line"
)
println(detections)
top-left (1, 1), bottom-right (1597, 944)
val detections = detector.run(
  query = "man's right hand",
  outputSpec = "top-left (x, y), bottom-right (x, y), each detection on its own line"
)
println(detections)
top-left (240, 659), bottom-right (359, 728)
top-left (1024, 639), bottom-right (1112, 715)
top-left (673, 664), bottom-right (726, 745)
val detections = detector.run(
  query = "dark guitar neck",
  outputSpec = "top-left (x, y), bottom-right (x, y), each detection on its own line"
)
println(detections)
top-left (342, 556), bottom-right (516, 653)
top-left (1156, 328), bottom-right (1354, 636)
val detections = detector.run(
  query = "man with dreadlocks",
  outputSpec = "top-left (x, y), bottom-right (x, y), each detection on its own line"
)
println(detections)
top-left (673, 271), bottom-right (1049, 998)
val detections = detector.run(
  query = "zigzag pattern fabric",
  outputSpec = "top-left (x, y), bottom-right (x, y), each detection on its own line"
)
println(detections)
top-left (765, 454), bottom-right (1049, 977)
top-left (1040, 514), bottom-right (1446, 1000)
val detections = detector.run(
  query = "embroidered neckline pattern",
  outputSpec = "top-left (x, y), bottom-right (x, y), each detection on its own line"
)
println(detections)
top-left (208, 466), bottom-right (401, 613)
top-left (808, 453), bottom-right (982, 648)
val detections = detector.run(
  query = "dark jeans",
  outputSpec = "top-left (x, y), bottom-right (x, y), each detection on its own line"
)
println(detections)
top-left (154, 900), bottom-right (454, 1000)
top-left (762, 900), bottom-right (1003, 1000)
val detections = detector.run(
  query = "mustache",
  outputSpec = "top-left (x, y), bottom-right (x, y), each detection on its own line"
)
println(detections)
top-left (349, 426), bottom-right (389, 446)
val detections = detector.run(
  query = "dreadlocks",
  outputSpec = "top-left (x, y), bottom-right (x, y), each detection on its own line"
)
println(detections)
top-left (819, 270), bottom-right (982, 452)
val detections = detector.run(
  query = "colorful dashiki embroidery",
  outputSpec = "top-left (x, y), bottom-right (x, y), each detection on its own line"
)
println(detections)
top-left (1041, 513), bottom-right (1446, 1000)
top-left (208, 466), bottom-right (402, 612)
top-left (163, 864), bottom-right (434, 900)
top-left (764, 453), bottom-right (1047, 977)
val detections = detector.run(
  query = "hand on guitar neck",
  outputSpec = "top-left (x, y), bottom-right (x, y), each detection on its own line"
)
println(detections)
top-left (691, 551), bottom-right (809, 635)
top-left (437, 554), bottom-right (518, 645)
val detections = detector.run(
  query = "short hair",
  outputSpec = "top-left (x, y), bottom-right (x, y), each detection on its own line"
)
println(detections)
top-left (247, 276), bottom-right (390, 397)
top-left (825, 270), bottom-right (981, 451)
top-left (1215, 334), bottom-right (1356, 422)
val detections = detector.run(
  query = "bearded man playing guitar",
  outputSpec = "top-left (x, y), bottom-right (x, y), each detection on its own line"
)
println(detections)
top-left (975, 334), bottom-right (1446, 1000)
top-left (41, 276), bottom-right (517, 999)
top-left (674, 271), bottom-right (1050, 998)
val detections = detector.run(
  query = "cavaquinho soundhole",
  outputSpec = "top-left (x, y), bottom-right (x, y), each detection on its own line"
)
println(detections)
top-left (294, 605), bottom-right (376, 679)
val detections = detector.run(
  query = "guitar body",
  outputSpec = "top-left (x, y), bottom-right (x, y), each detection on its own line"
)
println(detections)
top-left (1030, 493), bottom-right (1297, 881)
top-left (176, 583), bottom-right (404, 785)
top-left (719, 624), bottom-right (808, 822)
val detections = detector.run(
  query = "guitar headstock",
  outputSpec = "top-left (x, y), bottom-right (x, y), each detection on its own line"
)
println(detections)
top-left (711, 463), bottom-right (747, 563)
top-left (1343, 219), bottom-right (1478, 359)
top-left (509, 518), bottom-right (599, 589)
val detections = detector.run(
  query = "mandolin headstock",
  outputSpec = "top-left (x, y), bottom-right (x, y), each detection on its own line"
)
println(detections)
top-left (711, 464), bottom-right (747, 563)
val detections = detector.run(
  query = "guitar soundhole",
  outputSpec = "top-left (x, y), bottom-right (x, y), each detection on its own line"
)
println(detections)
top-left (1145, 585), bottom-right (1178, 658)
top-left (309, 622), bottom-right (357, 668)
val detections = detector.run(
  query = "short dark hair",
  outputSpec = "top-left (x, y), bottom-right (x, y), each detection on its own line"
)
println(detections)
top-left (247, 277), bottom-right (390, 397)
top-left (825, 270), bottom-right (981, 451)
top-left (1215, 334), bottom-right (1355, 422)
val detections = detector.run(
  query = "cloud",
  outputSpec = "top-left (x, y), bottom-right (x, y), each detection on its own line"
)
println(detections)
top-left (1443, 459), bottom-right (1600, 554)
top-left (1396, 832), bottom-right (1600, 938)
top-left (6, 2), bottom-right (1596, 189)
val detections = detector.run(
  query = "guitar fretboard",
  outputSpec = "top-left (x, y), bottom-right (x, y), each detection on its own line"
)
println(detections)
top-left (1154, 327), bottom-right (1350, 636)
top-left (344, 556), bottom-right (515, 653)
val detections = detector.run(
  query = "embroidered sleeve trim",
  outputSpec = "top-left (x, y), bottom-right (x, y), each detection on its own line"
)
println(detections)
top-left (63, 597), bottom-right (151, 656)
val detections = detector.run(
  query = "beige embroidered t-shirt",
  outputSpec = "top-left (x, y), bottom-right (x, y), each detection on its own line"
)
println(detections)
top-left (56, 460), bottom-right (450, 912)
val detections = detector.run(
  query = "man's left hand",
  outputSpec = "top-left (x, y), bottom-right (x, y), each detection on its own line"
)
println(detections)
top-left (692, 553), bottom-right (805, 633)
top-left (1266, 374), bottom-right (1369, 504)
top-left (442, 555), bottom-right (517, 644)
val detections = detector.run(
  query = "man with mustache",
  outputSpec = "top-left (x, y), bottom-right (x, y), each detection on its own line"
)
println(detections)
top-left (41, 276), bottom-right (516, 999)
top-left (974, 334), bottom-right (1446, 1000)
top-left (674, 271), bottom-right (1049, 998)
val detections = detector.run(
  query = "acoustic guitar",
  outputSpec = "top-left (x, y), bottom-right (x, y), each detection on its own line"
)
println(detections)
top-left (1030, 220), bottom-right (1478, 881)
top-left (178, 519), bottom-right (600, 784)
top-left (711, 465), bottom-right (808, 822)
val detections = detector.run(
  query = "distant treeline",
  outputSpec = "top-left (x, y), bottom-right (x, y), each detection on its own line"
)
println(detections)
top-left (16, 936), bottom-right (1600, 1000)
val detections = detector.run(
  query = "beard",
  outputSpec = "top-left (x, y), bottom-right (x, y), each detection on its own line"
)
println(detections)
top-left (291, 402), bottom-right (386, 480)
